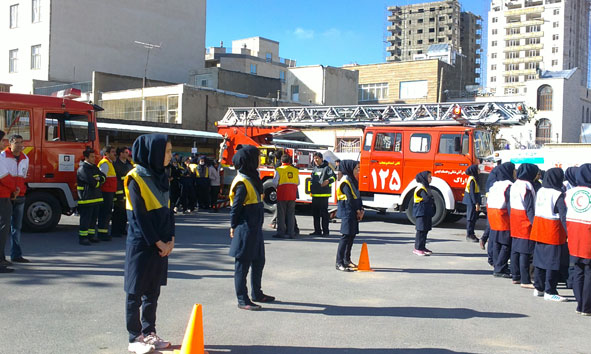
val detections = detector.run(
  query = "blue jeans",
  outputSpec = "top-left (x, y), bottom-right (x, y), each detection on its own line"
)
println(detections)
top-left (10, 197), bottom-right (25, 259)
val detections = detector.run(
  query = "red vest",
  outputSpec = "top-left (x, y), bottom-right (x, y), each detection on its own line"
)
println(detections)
top-left (487, 180), bottom-right (512, 231)
top-left (275, 164), bottom-right (299, 201)
top-left (530, 187), bottom-right (567, 245)
top-left (98, 157), bottom-right (117, 193)
top-left (509, 179), bottom-right (535, 240)
top-left (565, 187), bottom-right (591, 259)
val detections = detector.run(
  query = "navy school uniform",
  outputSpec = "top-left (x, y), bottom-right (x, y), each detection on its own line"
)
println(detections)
top-left (488, 181), bottom-right (513, 275)
top-left (414, 185), bottom-right (434, 251)
top-left (229, 174), bottom-right (266, 306)
top-left (509, 182), bottom-right (536, 284)
top-left (124, 167), bottom-right (174, 342)
top-left (336, 175), bottom-right (363, 267)
top-left (463, 174), bottom-right (481, 238)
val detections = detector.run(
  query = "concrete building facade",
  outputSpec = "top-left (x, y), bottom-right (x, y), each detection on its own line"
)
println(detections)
top-left (285, 66), bottom-right (359, 105)
top-left (0, 0), bottom-right (206, 94)
top-left (386, 0), bottom-right (482, 86)
top-left (487, 0), bottom-right (590, 96)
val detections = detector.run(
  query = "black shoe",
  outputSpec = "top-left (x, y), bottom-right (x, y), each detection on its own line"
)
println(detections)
top-left (493, 272), bottom-right (512, 278)
top-left (252, 294), bottom-right (275, 303)
top-left (89, 236), bottom-right (100, 243)
top-left (11, 257), bottom-right (30, 263)
top-left (466, 235), bottom-right (479, 243)
top-left (79, 238), bottom-right (91, 246)
top-left (0, 259), bottom-right (12, 266)
top-left (0, 266), bottom-right (14, 273)
top-left (479, 239), bottom-right (486, 250)
top-left (272, 234), bottom-right (290, 239)
top-left (322, 233), bottom-right (330, 237)
top-left (237, 303), bottom-right (262, 311)
top-left (336, 264), bottom-right (352, 272)
top-left (309, 232), bottom-right (322, 236)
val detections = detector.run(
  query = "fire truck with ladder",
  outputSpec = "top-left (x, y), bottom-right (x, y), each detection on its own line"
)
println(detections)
top-left (0, 90), bottom-right (100, 232)
top-left (217, 101), bottom-right (528, 226)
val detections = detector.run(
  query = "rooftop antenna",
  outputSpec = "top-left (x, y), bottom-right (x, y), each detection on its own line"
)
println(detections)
top-left (133, 40), bottom-right (161, 121)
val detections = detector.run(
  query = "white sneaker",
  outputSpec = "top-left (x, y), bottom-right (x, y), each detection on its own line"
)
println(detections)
top-left (143, 332), bottom-right (171, 350)
top-left (128, 337), bottom-right (154, 354)
top-left (533, 289), bottom-right (544, 297)
top-left (544, 293), bottom-right (567, 302)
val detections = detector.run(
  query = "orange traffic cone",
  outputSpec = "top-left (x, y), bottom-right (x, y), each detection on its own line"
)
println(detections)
top-left (174, 304), bottom-right (208, 354)
top-left (357, 242), bottom-right (374, 272)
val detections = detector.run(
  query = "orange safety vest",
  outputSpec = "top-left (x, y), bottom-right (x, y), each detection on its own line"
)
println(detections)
top-left (530, 187), bottom-right (567, 245)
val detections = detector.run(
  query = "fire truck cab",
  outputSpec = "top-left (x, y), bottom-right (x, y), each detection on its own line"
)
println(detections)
top-left (0, 91), bottom-right (99, 232)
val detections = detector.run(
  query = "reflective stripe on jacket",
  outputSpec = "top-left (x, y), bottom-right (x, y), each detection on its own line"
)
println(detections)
top-left (229, 174), bottom-right (261, 206)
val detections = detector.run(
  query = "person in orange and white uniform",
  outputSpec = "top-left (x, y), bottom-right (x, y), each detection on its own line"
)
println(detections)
top-left (509, 163), bottom-right (539, 288)
top-left (564, 163), bottom-right (591, 316)
top-left (530, 167), bottom-right (569, 302)
top-left (97, 146), bottom-right (117, 241)
top-left (487, 162), bottom-right (515, 278)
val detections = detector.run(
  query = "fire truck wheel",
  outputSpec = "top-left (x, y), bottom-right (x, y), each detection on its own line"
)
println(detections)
top-left (23, 192), bottom-right (62, 233)
top-left (405, 189), bottom-right (447, 227)
top-left (262, 179), bottom-right (277, 213)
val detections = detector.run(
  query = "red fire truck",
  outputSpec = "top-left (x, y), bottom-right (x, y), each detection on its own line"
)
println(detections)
top-left (0, 90), bottom-right (100, 232)
top-left (217, 102), bottom-right (528, 226)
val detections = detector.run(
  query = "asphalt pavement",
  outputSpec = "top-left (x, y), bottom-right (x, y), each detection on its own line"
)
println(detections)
top-left (1, 208), bottom-right (589, 354)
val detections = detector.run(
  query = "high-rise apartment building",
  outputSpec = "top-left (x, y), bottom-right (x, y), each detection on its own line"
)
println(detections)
top-left (0, 0), bottom-right (206, 94)
top-left (386, 0), bottom-right (482, 86)
top-left (487, 0), bottom-right (590, 95)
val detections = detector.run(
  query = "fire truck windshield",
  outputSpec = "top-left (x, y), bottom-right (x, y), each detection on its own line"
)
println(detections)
top-left (474, 130), bottom-right (493, 158)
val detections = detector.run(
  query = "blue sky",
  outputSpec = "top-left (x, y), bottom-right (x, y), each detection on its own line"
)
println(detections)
top-left (206, 0), bottom-right (490, 68)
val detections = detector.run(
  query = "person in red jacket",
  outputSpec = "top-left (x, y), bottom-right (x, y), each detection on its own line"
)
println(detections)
top-left (0, 130), bottom-right (17, 273)
top-left (272, 154), bottom-right (299, 239)
top-left (97, 146), bottom-right (117, 241)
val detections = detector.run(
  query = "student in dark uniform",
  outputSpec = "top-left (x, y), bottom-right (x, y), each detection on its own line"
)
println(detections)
top-left (180, 158), bottom-right (196, 213)
top-left (487, 162), bottom-right (515, 278)
top-left (533, 169), bottom-right (544, 193)
top-left (463, 164), bottom-right (481, 243)
top-left (413, 171), bottom-right (435, 256)
top-left (195, 155), bottom-right (211, 210)
top-left (530, 167), bottom-right (568, 302)
top-left (565, 164), bottom-right (591, 315)
top-left (563, 166), bottom-right (579, 191)
top-left (509, 163), bottom-right (539, 288)
top-left (169, 158), bottom-right (182, 213)
top-left (229, 145), bottom-right (274, 311)
top-left (480, 166), bottom-right (499, 262)
top-left (124, 134), bottom-right (174, 353)
top-left (335, 160), bottom-right (364, 271)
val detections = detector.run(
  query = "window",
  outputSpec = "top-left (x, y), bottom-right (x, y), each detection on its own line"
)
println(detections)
top-left (9, 49), bottom-right (18, 73)
top-left (291, 85), bottom-right (299, 101)
top-left (491, 53), bottom-right (497, 59)
top-left (417, 40), bottom-right (423, 44)
top-left (418, 19), bottom-right (423, 23)
top-left (492, 29), bottom-right (497, 35)
top-left (265, 52), bottom-right (272, 62)
top-left (45, 113), bottom-right (91, 142)
top-left (504, 87), bottom-right (518, 95)
top-left (363, 132), bottom-right (374, 151)
top-left (32, 0), bottom-right (40, 23)
top-left (335, 137), bottom-right (361, 153)
top-left (438, 134), bottom-right (468, 155)
top-left (553, 21), bottom-right (559, 28)
top-left (438, 38), bottom-right (444, 43)
top-left (375, 133), bottom-right (402, 152)
top-left (167, 95), bottom-right (178, 124)
top-left (429, 38), bottom-right (435, 43)
top-left (439, 16), bottom-right (445, 21)
top-left (506, 64), bottom-right (519, 71)
top-left (505, 76), bottom-right (519, 83)
top-left (250, 64), bottom-right (257, 74)
top-left (429, 28), bottom-right (435, 32)
top-left (438, 27), bottom-right (444, 31)
top-left (526, 62), bottom-right (538, 70)
top-left (417, 29), bottom-right (423, 34)
top-left (525, 38), bottom-right (540, 45)
top-left (30, 44), bottom-right (41, 69)
top-left (526, 25), bottom-right (541, 33)
top-left (0, 109), bottom-right (31, 140)
top-left (535, 118), bottom-right (552, 145)
top-left (10, 4), bottom-right (18, 28)
top-left (507, 39), bottom-right (520, 47)
top-left (279, 71), bottom-right (285, 82)
top-left (553, 9), bottom-right (560, 15)
top-left (492, 41), bottom-right (497, 47)
top-left (490, 76), bottom-right (496, 82)
top-left (552, 47), bottom-right (559, 53)
top-left (552, 59), bottom-right (558, 66)
top-left (552, 34), bottom-right (559, 40)
top-left (492, 17), bottom-right (498, 23)
top-left (491, 64), bottom-right (496, 71)
top-left (409, 133), bottom-right (431, 153)
top-left (200, 79), bottom-right (207, 87)
top-left (537, 85), bottom-right (553, 111)
top-left (507, 51), bottom-right (520, 59)
top-left (359, 83), bottom-right (389, 102)
top-left (399, 80), bottom-right (427, 99)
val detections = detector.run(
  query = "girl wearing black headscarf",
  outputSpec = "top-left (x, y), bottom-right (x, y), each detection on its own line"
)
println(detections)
top-left (487, 162), bottom-right (515, 277)
top-left (463, 164), bottom-right (481, 243)
top-left (228, 145), bottom-right (274, 310)
top-left (565, 163), bottom-right (591, 315)
top-left (335, 160), bottom-right (364, 271)
top-left (509, 163), bottom-right (539, 288)
top-left (563, 166), bottom-right (579, 191)
top-left (413, 171), bottom-right (435, 256)
top-left (124, 134), bottom-right (174, 352)
top-left (530, 168), bottom-right (569, 301)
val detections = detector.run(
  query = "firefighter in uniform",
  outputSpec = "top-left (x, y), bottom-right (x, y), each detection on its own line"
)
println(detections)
top-left (229, 145), bottom-right (274, 310)
top-left (565, 163), bottom-right (591, 316)
top-left (335, 160), bottom-right (364, 271)
top-left (77, 148), bottom-right (105, 245)
top-left (487, 162), bottom-right (515, 278)
top-left (272, 154), bottom-right (299, 239)
top-left (509, 163), bottom-right (539, 288)
top-left (97, 146), bottom-right (117, 241)
top-left (309, 152), bottom-right (335, 236)
top-left (112, 147), bottom-right (133, 237)
top-left (463, 164), bottom-right (481, 243)
top-left (530, 167), bottom-right (569, 302)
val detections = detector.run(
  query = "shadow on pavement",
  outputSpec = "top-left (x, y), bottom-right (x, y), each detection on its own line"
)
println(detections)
top-left (205, 346), bottom-right (473, 354)
top-left (263, 301), bottom-right (527, 319)
top-left (372, 267), bottom-right (492, 276)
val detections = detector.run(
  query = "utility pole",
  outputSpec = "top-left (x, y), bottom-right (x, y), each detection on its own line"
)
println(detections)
top-left (134, 41), bottom-right (161, 121)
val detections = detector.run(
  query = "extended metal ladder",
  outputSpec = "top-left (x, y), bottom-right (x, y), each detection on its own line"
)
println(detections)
top-left (217, 102), bottom-right (528, 127)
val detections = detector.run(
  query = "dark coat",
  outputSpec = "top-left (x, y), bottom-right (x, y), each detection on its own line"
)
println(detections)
top-left (337, 180), bottom-right (362, 236)
top-left (311, 161), bottom-right (335, 196)
top-left (113, 158), bottom-right (133, 191)
top-left (76, 161), bottom-right (105, 203)
top-left (229, 182), bottom-right (265, 261)
top-left (414, 189), bottom-right (434, 231)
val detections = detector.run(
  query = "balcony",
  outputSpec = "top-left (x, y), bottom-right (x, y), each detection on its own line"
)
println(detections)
top-left (503, 69), bottom-right (537, 76)
top-left (503, 43), bottom-right (543, 52)
top-left (387, 35), bottom-right (401, 42)
top-left (386, 55), bottom-right (401, 62)
top-left (504, 19), bottom-right (544, 28)
top-left (387, 25), bottom-right (401, 32)
top-left (502, 56), bottom-right (542, 65)
top-left (504, 6), bottom-right (544, 16)
top-left (504, 31), bottom-right (543, 40)
top-left (387, 15), bottom-right (401, 21)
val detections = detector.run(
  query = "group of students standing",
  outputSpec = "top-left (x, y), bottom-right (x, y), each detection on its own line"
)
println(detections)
top-left (463, 161), bottom-right (591, 317)
top-left (168, 154), bottom-right (221, 214)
